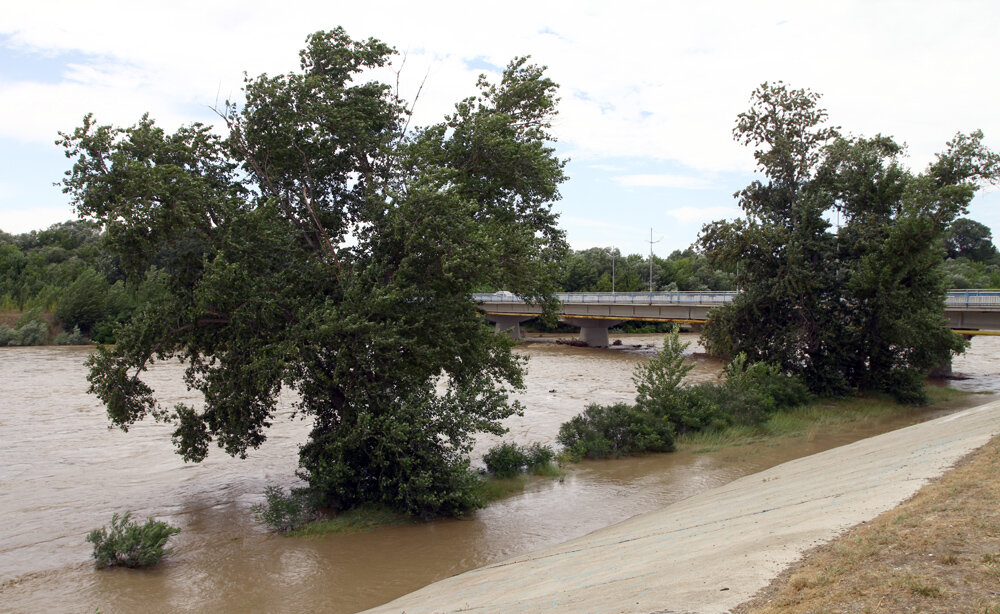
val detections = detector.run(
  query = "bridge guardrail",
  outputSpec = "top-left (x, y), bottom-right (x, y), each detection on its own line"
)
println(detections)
top-left (472, 291), bottom-right (737, 305)
top-left (944, 290), bottom-right (1000, 309)
top-left (475, 290), bottom-right (1000, 309)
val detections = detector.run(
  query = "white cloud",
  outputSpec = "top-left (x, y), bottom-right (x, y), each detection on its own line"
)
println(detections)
top-left (560, 215), bottom-right (642, 232)
top-left (613, 174), bottom-right (712, 190)
top-left (2, 0), bottom-right (999, 242)
top-left (586, 163), bottom-right (627, 173)
top-left (0, 206), bottom-right (75, 234)
top-left (5, 0), bottom-right (998, 172)
top-left (666, 206), bottom-right (741, 225)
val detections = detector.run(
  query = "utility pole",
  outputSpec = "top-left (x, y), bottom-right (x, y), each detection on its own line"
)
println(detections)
top-left (604, 246), bottom-right (617, 293)
top-left (647, 228), bottom-right (661, 294)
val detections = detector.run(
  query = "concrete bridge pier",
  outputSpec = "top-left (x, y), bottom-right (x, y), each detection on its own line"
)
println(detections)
top-left (562, 317), bottom-right (622, 348)
top-left (485, 314), bottom-right (534, 340)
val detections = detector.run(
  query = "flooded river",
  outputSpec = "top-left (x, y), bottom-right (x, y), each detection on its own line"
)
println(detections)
top-left (2, 333), bottom-right (998, 613)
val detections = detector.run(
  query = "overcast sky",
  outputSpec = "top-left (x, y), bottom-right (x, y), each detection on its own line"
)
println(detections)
top-left (2, 0), bottom-right (998, 256)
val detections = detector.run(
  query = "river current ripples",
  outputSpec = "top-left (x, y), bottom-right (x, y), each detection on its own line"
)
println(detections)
top-left (2, 334), bottom-right (998, 612)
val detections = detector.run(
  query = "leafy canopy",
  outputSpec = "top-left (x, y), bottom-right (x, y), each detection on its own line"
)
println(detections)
top-left (59, 28), bottom-right (567, 516)
top-left (700, 81), bottom-right (1000, 402)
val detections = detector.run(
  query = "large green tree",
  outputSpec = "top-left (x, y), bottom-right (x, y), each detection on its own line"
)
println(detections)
top-left (700, 82), bottom-right (999, 402)
top-left (59, 29), bottom-right (567, 517)
top-left (945, 217), bottom-right (998, 263)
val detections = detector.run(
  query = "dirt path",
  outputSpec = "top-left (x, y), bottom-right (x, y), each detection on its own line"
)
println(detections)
top-left (363, 400), bottom-right (1000, 613)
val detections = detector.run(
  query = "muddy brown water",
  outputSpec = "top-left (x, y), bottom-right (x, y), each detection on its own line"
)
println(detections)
top-left (2, 334), bottom-right (999, 613)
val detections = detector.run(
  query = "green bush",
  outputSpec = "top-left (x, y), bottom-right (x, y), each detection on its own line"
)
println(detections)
top-left (685, 380), bottom-right (770, 427)
top-left (10, 320), bottom-right (49, 346)
top-left (54, 325), bottom-right (89, 345)
top-left (55, 268), bottom-right (108, 333)
top-left (557, 348), bottom-right (813, 464)
top-left (557, 402), bottom-right (675, 460)
top-left (0, 324), bottom-right (13, 346)
top-left (721, 353), bottom-right (811, 419)
top-left (524, 442), bottom-right (555, 471)
top-left (668, 385), bottom-right (731, 432)
top-left (86, 511), bottom-right (181, 568)
top-left (251, 485), bottom-right (319, 533)
top-left (483, 442), bottom-right (529, 478)
top-left (632, 325), bottom-right (694, 414)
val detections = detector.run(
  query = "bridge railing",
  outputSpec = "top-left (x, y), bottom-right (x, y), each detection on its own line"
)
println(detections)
top-left (554, 292), bottom-right (737, 304)
top-left (472, 291), bottom-right (737, 304)
top-left (944, 290), bottom-right (1000, 309)
top-left (475, 290), bottom-right (1000, 309)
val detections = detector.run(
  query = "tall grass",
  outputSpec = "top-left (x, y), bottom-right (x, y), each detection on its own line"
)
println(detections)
top-left (287, 504), bottom-right (413, 537)
top-left (677, 387), bottom-right (974, 452)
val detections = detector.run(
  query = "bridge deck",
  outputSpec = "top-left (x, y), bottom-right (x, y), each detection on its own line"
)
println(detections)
top-left (475, 290), bottom-right (1000, 335)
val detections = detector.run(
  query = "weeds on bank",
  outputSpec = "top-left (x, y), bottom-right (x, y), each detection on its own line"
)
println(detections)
top-left (255, 444), bottom-right (564, 537)
top-left (677, 387), bottom-right (976, 453)
top-left (287, 504), bottom-right (413, 537)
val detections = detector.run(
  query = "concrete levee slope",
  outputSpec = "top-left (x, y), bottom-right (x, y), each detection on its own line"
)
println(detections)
top-left (364, 400), bottom-right (1000, 614)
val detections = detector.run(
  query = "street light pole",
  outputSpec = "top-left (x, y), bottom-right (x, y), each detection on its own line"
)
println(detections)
top-left (647, 228), bottom-right (661, 294)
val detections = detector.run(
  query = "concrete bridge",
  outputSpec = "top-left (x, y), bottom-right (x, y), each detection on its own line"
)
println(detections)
top-left (475, 290), bottom-right (1000, 347)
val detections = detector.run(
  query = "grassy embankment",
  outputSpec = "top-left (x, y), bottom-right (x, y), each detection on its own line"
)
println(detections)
top-left (733, 431), bottom-right (1000, 613)
top-left (676, 386), bottom-right (983, 453)
top-left (290, 387), bottom-right (985, 537)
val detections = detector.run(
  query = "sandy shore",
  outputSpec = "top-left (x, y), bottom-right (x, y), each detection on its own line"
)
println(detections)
top-left (363, 400), bottom-right (1000, 613)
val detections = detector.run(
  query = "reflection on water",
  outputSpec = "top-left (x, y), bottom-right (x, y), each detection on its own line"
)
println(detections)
top-left (2, 334), bottom-right (998, 613)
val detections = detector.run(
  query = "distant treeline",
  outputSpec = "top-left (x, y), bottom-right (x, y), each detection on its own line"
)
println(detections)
top-left (1, 217), bottom-right (998, 344)
top-left (558, 247), bottom-right (734, 293)
top-left (0, 220), bottom-right (142, 344)
top-left (557, 216), bottom-right (1000, 293)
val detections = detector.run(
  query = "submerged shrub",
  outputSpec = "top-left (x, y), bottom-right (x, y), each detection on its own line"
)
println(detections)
top-left (483, 442), bottom-right (529, 478)
top-left (251, 485), bottom-right (319, 533)
top-left (524, 442), bottom-right (555, 471)
top-left (86, 511), bottom-right (180, 568)
top-left (299, 410), bottom-right (485, 519)
top-left (483, 442), bottom-right (557, 477)
top-left (557, 402), bottom-right (675, 461)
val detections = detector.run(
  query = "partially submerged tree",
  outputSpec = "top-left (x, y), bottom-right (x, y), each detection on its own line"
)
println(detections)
top-left (60, 29), bottom-right (567, 517)
top-left (700, 82), bottom-right (999, 402)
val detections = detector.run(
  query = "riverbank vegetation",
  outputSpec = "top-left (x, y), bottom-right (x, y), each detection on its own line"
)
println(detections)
top-left (555, 325), bottom-right (983, 464)
top-left (676, 386), bottom-right (975, 454)
top-left (733, 434), bottom-right (1000, 613)
top-left (255, 441), bottom-right (562, 535)
top-left (558, 327), bottom-right (811, 461)
top-left (0, 221), bottom-right (141, 345)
